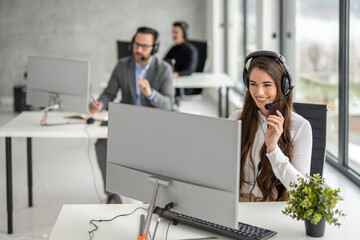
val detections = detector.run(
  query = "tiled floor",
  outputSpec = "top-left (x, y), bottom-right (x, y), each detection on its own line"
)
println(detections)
top-left (0, 94), bottom-right (360, 240)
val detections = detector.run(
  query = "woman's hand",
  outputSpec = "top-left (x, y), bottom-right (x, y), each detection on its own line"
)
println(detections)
top-left (265, 110), bottom-right (284, 152)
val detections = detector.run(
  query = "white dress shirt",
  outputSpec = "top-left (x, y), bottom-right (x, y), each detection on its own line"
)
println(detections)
top-left (228, 110), bottom-right (313, 198)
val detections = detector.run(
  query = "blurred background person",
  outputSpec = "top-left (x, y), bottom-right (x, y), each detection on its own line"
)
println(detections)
top-left (164, 21), bottom-right (199, 98)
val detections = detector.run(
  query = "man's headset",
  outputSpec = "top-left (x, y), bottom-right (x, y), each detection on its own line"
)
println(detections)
top-left (243, 50), bottom-right (294, 110)
top-left (173, 21), bottom-right (188, 40)
top-left (129, 28), bottom-right (160, 55)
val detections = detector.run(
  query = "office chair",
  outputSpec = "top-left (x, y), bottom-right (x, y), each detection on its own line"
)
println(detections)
top-left (293, 102), bottom-right (328, 176)
top-left (117, 40), bottom-right (132, 60)
top-left (179, 40), bottom-right (209, 99)
top-left (189, 40), bottom-right (208, 73)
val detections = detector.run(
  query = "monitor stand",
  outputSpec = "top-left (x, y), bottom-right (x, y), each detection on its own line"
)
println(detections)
top-left (138, 176), bottom-right (171, 240)
top-left (40, 93), bottom-right (71, 126)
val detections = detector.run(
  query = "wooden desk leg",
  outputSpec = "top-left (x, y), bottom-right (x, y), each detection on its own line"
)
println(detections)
top-left (225, 87), bottom-right (229, 118)
top-left (218, 87), bottom-right (222, 118)
top-left (27, 138), bottom-right (33, 207)
top-left (6, 137), bottom-right (13, 234)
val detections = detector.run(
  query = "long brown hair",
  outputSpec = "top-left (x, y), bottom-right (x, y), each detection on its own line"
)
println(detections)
top-left (240, 56), bottom-right (293, 201)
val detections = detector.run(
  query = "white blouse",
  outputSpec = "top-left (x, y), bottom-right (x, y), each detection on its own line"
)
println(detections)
top-left (228, 110), bottom-right (313, 198)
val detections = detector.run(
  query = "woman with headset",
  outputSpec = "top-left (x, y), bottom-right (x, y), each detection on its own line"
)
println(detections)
top-left (229, 51), bottom-right (313, 202)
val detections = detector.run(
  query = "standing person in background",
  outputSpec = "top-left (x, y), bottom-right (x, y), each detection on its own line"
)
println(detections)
top-left (164, 21), bottom-right (199, 96)
top-left (90, 26), bottom-right (174, 204)
top-left (229, 50), bottom-right (312, 202)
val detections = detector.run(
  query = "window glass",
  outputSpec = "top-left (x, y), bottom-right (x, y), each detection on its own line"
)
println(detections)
top-left (294, 0), bottom-right (339, 158)
top-left (246, 0), bottom-right (257, 54)
top-left (235, 0), bottom-right (257, 87)
top-left (349, 0), bottom-right (360, 173)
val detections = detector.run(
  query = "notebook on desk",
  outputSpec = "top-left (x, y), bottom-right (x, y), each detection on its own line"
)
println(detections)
top-left (64, 111), bottom-right (108, 122)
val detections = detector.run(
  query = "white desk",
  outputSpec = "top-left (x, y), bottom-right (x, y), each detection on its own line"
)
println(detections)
top-left (48, 201), bottom-right (357, 240)
top-left (0, 111), bottom-right (107, 234)
top-left (173, 73), bottom-right (235, 117)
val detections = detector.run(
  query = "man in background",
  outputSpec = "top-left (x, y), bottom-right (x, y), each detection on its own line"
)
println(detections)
top-left (164, 21), bottom-right (199, 96)
top-left (90, 26), bottom-right (174, 203)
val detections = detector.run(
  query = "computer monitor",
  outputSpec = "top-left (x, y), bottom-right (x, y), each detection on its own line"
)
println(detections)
top-left (106, 103), bottom-right (241, 233)
top-left (117, 40), bottom-right (132, 60)
top-left (26, 56), bottom-right (90, 124)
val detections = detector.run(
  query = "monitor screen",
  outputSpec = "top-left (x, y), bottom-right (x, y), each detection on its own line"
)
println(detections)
top-left (26, 56), bottom-right (90, 114)
top-left (117, 40), bottom-right (132, 60)
top-left (106, 103), bottom-right (241, 229)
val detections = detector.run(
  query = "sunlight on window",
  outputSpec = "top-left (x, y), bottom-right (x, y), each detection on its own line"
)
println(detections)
top-left (349, 0), bottom-right (360, 173)
top-left (295, 0), bottom-right (339, 159)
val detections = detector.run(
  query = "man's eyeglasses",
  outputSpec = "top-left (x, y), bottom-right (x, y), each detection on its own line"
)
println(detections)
top-left (133, 42), bottom-right (153, 51)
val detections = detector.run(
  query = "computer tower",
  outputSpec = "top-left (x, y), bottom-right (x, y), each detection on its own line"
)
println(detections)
top-left (13, 85), bottom-right (30, 112)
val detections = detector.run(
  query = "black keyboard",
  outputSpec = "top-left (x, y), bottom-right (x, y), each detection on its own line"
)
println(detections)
top-left (100, 120), bottom-right (108, 126)
top-left (153, 207), bottom-right (277, 240)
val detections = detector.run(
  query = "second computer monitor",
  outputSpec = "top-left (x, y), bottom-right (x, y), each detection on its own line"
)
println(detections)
top-left (117, 40), bottom-right (132, 60)
top-left (106, 103), bottom-right (241, 229)
top-left (26, 56), bottom-right (90, 113)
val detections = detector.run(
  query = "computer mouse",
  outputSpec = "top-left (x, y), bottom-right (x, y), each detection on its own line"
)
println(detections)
top-left (86, 117), bottom-right (95, 124)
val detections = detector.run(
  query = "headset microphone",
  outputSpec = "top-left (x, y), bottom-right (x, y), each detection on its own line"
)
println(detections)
top-left (141, 56), bottom-right (145, 61)
top-left (264, 86), bottom-right (294, 110)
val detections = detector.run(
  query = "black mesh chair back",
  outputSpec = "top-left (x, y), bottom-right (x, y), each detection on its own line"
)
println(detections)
top-left (188, 40), bottom-right (208, 73)
top-left (293, 102), bottom-right (328, 176)
top-left (117, 40), bottom-right (131, 60)
top-left (178, 40), bottom-right (208, 97)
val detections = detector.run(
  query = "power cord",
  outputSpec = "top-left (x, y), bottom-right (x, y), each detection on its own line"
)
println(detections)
top-left (88, 206), bottom-right (148, 240)
top-left (164, 220), bottom-right (176, 240)
top-left (152, 202), bottom-right (174, 240)
top-left (249, 162), bottom-right (261, 202)
top-left (84, 124), bottom-right (102, 203)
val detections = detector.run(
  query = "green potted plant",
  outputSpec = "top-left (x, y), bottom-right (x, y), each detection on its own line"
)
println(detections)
top-left (282, 173), bottom-right (346, 237)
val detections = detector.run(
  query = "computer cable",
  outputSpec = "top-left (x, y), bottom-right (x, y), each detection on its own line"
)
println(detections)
top-left (164, 219), bottom-right (174, 240)
top-left (249, 162), bottom-right (261, 202)
top-left (152, 202), bottom-right (174, 240)
top-left (88, 206), bottom-right (148, 240)
top-left (83, 124), bottom-right (102, 203)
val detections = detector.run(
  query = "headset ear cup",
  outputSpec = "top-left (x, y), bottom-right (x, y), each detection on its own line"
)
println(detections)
top-left (282, 74), bottom-right (290, 96)
top-left (182, 25), bottom-right (187, 40)
top-left (151, 42), bottom-right (159, 55)
top-left (151, 31), bottom-right (160, 55)
top-left (246, 76), bottom-right (250, 90)
top-left (243, 68), bottom-right (249, 90)
top-left (129, 36), bottom-right (135, 54)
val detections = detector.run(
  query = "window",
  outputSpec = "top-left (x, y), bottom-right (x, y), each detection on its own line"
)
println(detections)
top-left (226, 0), bottom-right (257, 88)
top-left (245, 0), bottom-right (258, 55)
top-left (294, 0), bottom-right (339, 159)
top-left (349, 0), bottom-right (360, 174)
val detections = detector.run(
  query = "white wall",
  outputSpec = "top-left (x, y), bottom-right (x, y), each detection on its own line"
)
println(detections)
top-left (0, 0), bottom-right (208, 98)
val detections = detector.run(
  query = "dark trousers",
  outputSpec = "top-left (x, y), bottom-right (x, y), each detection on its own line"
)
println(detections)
top-left (175, 88), bottom-right (202, 96)
top-left (95, 138), bottom-right (113, 197)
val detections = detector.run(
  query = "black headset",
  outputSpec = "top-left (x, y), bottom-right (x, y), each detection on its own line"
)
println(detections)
top-left (243, 50), bottom-right (293, 97)
top-left (174, 21), bottom-right (188, 40)
top-left (129, 29), bottom-right (160, 55)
